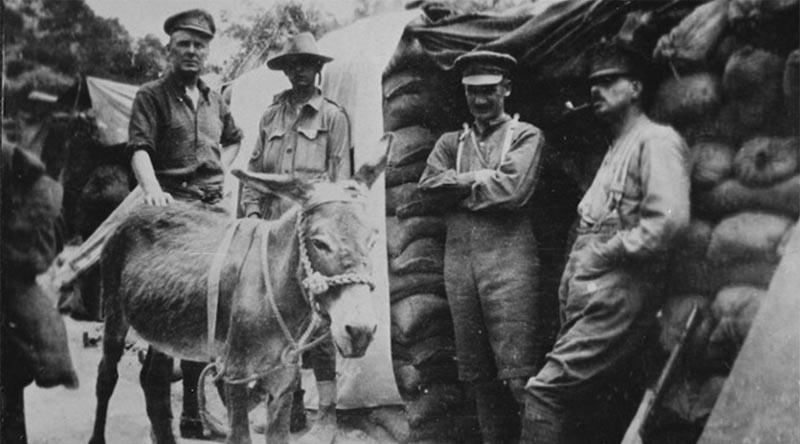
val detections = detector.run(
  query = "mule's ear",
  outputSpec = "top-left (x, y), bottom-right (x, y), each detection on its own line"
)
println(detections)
top-left (232, 169), bottom-right (313, 202)
top-left (352, 134), bottom-right (390, 189)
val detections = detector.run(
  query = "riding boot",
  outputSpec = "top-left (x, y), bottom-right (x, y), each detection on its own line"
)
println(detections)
top-left (297, 380), bottom-right (337, 444)
top-left (472, 380), bottom-right (521, 444)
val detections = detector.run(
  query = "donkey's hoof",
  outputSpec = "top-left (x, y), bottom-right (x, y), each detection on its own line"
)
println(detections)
top-left (180, 416), bottom-right (223, 441)
top-left (87, 436), bottom-right (105, 444)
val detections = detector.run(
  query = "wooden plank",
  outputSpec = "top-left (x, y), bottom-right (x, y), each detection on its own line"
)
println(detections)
top-left (697, 226), bottom-right (800, 443)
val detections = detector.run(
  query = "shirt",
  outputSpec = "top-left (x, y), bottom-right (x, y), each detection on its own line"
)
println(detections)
top-left (127, 73), bottom-right (243, 190)
top-left (240, 88), bottom-right (352, 218)
top-left (419, 113), bottom-right (545, 212)
top-left (579, 113), bottom-right (691, 261)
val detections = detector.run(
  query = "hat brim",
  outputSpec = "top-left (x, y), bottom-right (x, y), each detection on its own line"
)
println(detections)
top-left (588, 67), bottom-right (634, 81)
top-left (462, 74), bottom-right (504, 85)
top-left (267, 53), bottom-right (333, 70)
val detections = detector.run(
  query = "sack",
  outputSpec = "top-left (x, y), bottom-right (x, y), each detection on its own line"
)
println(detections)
top-left (383, 71), bottom-right (449, 132)
top-left (661, 374), bottom-right (727, 425)
top-left (386, 161), bottom-right (428, 188)
top-left (652, 72), bottom-right (722, 128)
top-left (386, 182), bottom-right (418, 216)
top-left (2, 279), bottom-right (79, 389)
top-left (387, 126), bottom-right (439, 168)
top-left (784, 49), bottom-right (800, 130)
top-left (391, 293), bottom-right (451, 344)
top-left (653, 0), bottom-right (729, 68)
top-left (390, 237), bottom-right (445, 275)
top-left (734, 136), bottom-right (799, 186)
top-left (707, 211), bottom-right (794, 263)
top-left (694, 175), bottom-right (800, 218)
top-left (668, 219), bottom-right (714, 295)
top-left (658, 294), bottom-right (713, 358)
top-left (707, 285), bottom-right (765, 364)
top-left (389, 272), bottom-right (445, 303)
top-left (386, 215), bottom-right (446, 258)
top-left (405, 383), bottom-right (464, 428)
top-left (728, 0), bottom-right (800, 23)
top-left (715, 259), bottom-right (778, 289)
top-left (691, 140), bottom-right (736, 187)
top-left (722, 46), bottom-right (785, 132)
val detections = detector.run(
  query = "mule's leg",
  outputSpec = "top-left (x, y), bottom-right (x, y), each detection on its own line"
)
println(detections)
top-left (140, 347), bottom-right (177, 444)
top-left (266, 368), bottom-right (300, 444)
top-left (224, 382), bottom-right (252, 444)
top-left (88, 295), bottom-right (129, 444)
top-left (0, 380), bottom-right (29, 444)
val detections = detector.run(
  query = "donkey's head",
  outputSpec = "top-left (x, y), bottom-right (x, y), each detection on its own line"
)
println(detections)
top-left (233, 154), bottom-right (386, 358)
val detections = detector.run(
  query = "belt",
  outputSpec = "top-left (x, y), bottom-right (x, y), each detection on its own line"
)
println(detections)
top-left (163, 182), bottom-right (223, 204)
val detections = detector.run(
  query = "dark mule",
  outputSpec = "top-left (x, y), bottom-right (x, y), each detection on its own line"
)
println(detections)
top-left (88, 158), bottom-right (386, 444)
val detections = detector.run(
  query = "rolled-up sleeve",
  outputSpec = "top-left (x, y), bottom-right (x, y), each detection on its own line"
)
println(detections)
top-left (327, 109), bottom-right (351, 180)
top-left (463, 126), bottom-right (545, 211)
top-left (219, 100), bottom-right (243, 147)
top-left (127, 89), bottom-right (159, 158)
top-left (601, 136), bottom-right (691, 260)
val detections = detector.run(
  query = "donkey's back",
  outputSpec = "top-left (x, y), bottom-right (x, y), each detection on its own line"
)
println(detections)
top-left (101, 201), bottom-right (233, 358)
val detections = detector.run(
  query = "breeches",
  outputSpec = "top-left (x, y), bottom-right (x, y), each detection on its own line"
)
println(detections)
top-left (525, 230), bottom-right (665, 410)
top-left (444, 213), bottom-right (548, 382)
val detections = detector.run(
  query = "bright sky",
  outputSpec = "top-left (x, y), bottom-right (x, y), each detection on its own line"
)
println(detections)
top-left (83, 0), bottom-right (359, 65)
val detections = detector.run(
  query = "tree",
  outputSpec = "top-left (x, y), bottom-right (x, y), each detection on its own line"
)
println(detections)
top-left (221, 0), bottom-right (337, 81)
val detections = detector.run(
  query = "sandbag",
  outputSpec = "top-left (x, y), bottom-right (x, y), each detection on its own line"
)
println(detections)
top-left (668, 256), bottom-right (777, 297)
top-left (734, 136), bottom-right (799, 186)
top-left (668, 219), bottom-right (714, 295)
top-left (405, 383), bottom-right (464, 428)
top-left (386, 216), bottom-right (446, 258)
top-left (715, 259), bottom-right (778, 289)
top-left (691, 140), bottom-right (735, 187)
top-left (706, 211), bottom-right (794, 263)
top-left (391, 317), bottom-right (453, 346)
top-left (2, 279), bottom-right (79, 389)
top-left (784, 49), bottom-right (800, 130)
top-left (391, 293), bottom-right (451, 343)
top-left (394, 334), bottom-right (456, 367)
top-left (722, 46), bottom-right (785, 131)
top-left (396, 188), bottom-right (455, 219)
top-left (383, 71), bottom-right (448, 132)
top-left (657, 294), bottom-right (713, 359)
top-left (390, 237), bottom-right (444, 275)
top-left (652, 0), bottom-right (729, 67)
top-left (661, 375), bottom-right (727, 426)
top-left (386, 161), bottom-right (428, 188)
top-left (389, 272), bottom-right (445, 303)
top-left (386, 182), bottom-right (418, 216)
top-left (707, 285), bottom-right (765, 364)
top-left (728, 0), bottom-right (800, 23)
top-left (387, 125), bottom-right (439, 168)
top-left (652, 72), bottom-right (722, 128)
top-left (694, 174), bottom-right (800, 218)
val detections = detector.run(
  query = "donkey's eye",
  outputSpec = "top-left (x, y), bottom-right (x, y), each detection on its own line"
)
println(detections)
top-left (311, 238), bottom-right (332, 253)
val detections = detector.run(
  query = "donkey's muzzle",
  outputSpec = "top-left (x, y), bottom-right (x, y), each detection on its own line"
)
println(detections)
top-left (343, 324), bottom-right (376, 358)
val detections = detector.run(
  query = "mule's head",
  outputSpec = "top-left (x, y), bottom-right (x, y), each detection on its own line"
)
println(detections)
top-left (233, 154), bottom-right (386, 358)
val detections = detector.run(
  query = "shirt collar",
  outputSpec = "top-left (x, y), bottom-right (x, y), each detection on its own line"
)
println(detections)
top-left (473, 113), bottom-right (510, 137)
top-left (274, 88), bottom-right (324, 111)
top-left (167, 72), bottom-right (211, 100)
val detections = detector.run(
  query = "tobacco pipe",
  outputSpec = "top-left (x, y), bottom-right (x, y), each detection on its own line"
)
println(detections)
top-left (563, 100), bottom-right (591, 113)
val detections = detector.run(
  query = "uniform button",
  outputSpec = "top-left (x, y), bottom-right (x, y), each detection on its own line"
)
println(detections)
top-left (286, 148), bottom-right (293, 153)
top-left (181, 181), bottom-right (188, 187)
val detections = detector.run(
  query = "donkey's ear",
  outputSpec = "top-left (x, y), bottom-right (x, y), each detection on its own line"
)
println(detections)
top-left (232, 169), bottom-right (313, 202)
top-left (352, 134), bottom-right (390, 189)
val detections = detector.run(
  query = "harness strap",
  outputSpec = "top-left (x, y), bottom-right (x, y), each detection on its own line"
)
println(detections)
top-left (206, 220), bottom-right (242, 357)
top-left (455, 123), bottom-right (470, 174)
top-left (258, 223), bottom-right (296, 347)
top-left (456, 114), bottom-right (519, 174)
top-left (498, 114), bottom-right (519, 169)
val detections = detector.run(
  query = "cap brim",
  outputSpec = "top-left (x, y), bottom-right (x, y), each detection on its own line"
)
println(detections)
top-left (588, 68), bottom-right (632, 80)
top-left (174, 25), bottom-right (214, 38)
top-left (267, 53), bottom-right (334, 70)
top-left (462, 74), bottom-right (503, 85)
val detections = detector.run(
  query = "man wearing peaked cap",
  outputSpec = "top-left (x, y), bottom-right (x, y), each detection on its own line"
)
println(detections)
top-left (520, 38), bottom-right (690, 444)
top-left (420, 49), bottom-right (553, 444)
top-left (163, 8), bottom-right (216, 38)
top-left (241, 31), bottom-right (351, 444)
top-left (54, 8), bottom-right (242, 442)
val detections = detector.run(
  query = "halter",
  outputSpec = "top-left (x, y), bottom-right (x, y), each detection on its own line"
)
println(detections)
top-left (202, 196), bottom-right (376, 386)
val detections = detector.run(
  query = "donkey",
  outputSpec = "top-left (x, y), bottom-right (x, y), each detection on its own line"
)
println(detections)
top-left (88, 157), bottom-right (386, 444)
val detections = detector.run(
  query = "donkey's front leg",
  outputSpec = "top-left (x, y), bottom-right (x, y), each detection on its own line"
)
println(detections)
top-left (265, 367), bottom-right (300, 444)
top-left (225, 382), bottom-right (252, 444)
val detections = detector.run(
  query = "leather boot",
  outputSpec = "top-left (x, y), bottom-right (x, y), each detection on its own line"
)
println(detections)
top-left (290, 387), bottom-right (307, 432)
top-left (473, 380), bottom-right (521, 444)
top-left (297, 380), bottom-right (337, 444)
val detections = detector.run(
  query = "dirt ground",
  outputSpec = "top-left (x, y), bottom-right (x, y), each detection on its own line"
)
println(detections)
top-left (23, 264), bottom-right (406, 444)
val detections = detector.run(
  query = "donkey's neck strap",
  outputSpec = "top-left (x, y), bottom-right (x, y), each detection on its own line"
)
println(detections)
top-left (206, 219), bottom-right (244, 357)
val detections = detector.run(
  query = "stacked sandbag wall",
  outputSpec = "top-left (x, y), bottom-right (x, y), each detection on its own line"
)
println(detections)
top-left (648, 0), bottom-right (798, 442)
top-left (382, 68), bottom-right (481, 444)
